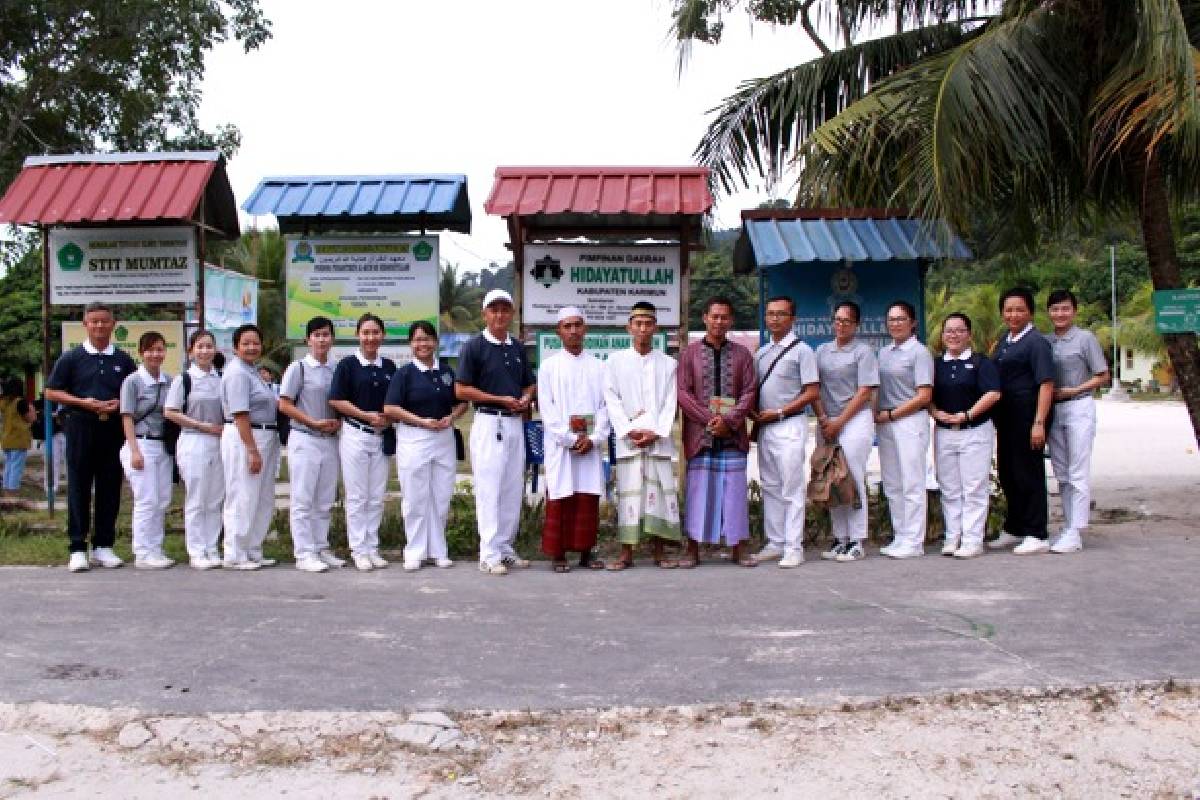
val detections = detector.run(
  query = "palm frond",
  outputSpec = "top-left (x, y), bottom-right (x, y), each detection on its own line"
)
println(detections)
top-left (695, 19), bottom-right (985, 192)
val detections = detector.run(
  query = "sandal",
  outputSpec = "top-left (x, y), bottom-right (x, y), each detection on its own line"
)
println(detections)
top-left (677, 556), bottom-right (698, 569)
top-left (653, 558), bottom-right (679, 569)
top-left (738, 557), bottom-right (758, 568)
top-left (552, 560), bottom-right (571, 573)
top-left (605, 558), bottom-right (633, 571)
top-left (584, 558), bottom-right (607, 570)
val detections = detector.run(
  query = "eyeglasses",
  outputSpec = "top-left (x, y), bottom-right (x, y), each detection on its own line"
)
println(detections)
top-left (886, 316), bottom-right (912, 323)
top-left (943, 327), bottom-right (970, 335)
top-left (832, 317), bottom-right (857, 325)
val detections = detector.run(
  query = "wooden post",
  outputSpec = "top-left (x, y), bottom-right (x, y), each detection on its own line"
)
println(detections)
top-left (41, 227), bottom-right (55, 516)
top-left (196, 200), bottom-right (207, 334)
top-left (678, 219), bottom-right (691, 354)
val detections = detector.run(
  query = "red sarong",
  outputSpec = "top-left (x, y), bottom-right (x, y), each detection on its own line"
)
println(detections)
top-left (541, 493), bottom-right (600, 557)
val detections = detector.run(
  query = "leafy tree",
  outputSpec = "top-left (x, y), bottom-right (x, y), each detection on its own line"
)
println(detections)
top-left (672, 0), bottom-right (1200, 444)
top-left (687, 229), bottom-right (758, 330)
top-left (0, 0), bottom-right (271, 188)
top-left (439, 261), bottom-right (482, 333)
top-left (211, 228), bottom-right (286, 366)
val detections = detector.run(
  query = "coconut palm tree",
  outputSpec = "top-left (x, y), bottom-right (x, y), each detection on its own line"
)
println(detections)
top-left (672, 0), bottom-right (1200, 444)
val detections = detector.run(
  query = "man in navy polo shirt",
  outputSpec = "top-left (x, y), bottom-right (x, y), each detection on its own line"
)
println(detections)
top-left (455, 289), bottom-right (536, 575)
top-left (45, 302), bottom-right (138, 573)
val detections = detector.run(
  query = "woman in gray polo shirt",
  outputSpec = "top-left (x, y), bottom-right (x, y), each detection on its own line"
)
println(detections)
top-left (875, 300), bottom-right (935, 558)
top-left (164, 329), bottom-right (226, 569)
top-left (220, 324), bottom-right (281, 571)
top-left (813, 301), bottom-right (880, 563)
top-left (118, 331), bottom-right (174, 569)
top-left (1046, 289), bottom-right (1110, 554)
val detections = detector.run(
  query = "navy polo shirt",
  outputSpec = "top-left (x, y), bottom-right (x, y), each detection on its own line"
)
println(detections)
top-left (329, 353), bottom-right (397, 413)
top-left (47, 343), bottom-right (137, 420)
top-left (991, 326), bottom-right (1055, 394)
top-left (933, 352), bottom-right (1001, 423)
top-left (385, 362), bottom-right (458, 419)
top-left (455, 331), bottom-right (534, 408)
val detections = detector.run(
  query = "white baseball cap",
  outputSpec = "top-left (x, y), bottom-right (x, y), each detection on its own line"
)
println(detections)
top-left (482, 288), bottom-right (514, 310)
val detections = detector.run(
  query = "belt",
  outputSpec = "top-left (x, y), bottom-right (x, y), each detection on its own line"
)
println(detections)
top-left (476, 406), bottom-right (521, 418)
top-left (135, 434), bottom-right (163, 441)
top-left (293, 426), bottom-right (337, 439)
top-left (936, 418), bottom-right (989, 431)
top-left (1055, 392), bottom-right (1089, 404)
top-left (345, 417), bottom-right (384, 435)
top-left (224, 420), bottom-right (278, 431)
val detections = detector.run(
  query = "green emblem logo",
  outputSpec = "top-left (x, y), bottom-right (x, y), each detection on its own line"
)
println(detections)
top-left (114, 325), bottom-right (129, 342)
top-left (412, 241), bottom-right (434, 262)
top-left (57, 242), bottom-right (84, 272)
top-left (292, 241), bottom-right (315, 262)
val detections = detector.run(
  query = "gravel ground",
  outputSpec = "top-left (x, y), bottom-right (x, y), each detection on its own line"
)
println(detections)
top-left (2, 683), bottom-right (1197, 798)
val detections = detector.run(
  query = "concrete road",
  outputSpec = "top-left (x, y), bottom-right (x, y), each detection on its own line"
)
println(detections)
top-left (1, 519), bottom-right (1196, 714)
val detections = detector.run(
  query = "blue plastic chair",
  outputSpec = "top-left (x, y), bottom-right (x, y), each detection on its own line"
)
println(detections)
top-left (524, 420), bottom-right (544, 493)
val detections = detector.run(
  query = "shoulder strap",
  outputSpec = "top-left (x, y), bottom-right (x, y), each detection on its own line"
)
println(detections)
top-left (758, 338), bottom-right (802, 390)
top-left (135, 382), bottom-right (164, 424)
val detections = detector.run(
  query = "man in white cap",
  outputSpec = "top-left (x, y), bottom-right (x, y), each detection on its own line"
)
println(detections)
top-left (537, 306), bottom-right (610, 572)
top-left (455, 289), bottom-right (536, 575)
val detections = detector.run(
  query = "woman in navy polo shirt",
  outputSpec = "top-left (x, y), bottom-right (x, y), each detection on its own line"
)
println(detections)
top-left (329, 313), bottom-right (397, 572)
top-left (384, 321), bottom-right (466, 572)
top-left (930, 313), bottom-right (1002, 558)
top-left (989, 287), bottom-right (1056, 555)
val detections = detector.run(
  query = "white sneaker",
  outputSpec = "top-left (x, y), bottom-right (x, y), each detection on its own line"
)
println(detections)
top-left (778, 550), bottom-right (804, 569)
top-left (227, 559), bottom-right (263, 571)
top-left (318, 550), bottom-right (346, 568)
top-left (135, 554), bottom-right (175, 570)
top-left (885, 545), bottom-right (924, 559)
top-left (353, 553), bottom-right (375, 572)
top-left (403, 560), bottom-right (421, 572)
top-left (190, 556), bottom-right (218, 570)
top-left (296, 556), bottom-right (330, 573)
top-left (821, 541), bottom-right (848, 560)
top-left (754, 544), bottom-right (785, 563)
top-left (879, 542), bottom-right (900, 558)
top-left (478, 560), bottom-right (508, 576)
top-left (501, 554), bottom-right (530, 569)
top-left (435, 557), bottom-right (454, 568)
top-left (1050, 531), bottom-right (1083, 554)
top-left (954, 543), bottom-right (984, 559)
top-left (67, 552), bottom-right (90, 573)
top-left (941, 536), bottom-right (961, 556)
top-left (90, 547), bottom-right (124, 568)
top-left (836, 542), bottom-right (866, 562)
top-left (206, 552), bottom-right (223, 567)
top-left (253, 557), bottom-right (278, 567)
top-left (1013, 536), bottom-right (1051, 555)
top-left (987, 531), bottom-right (1022, 550)
top-left (368, 552), bottom-right (389, 569)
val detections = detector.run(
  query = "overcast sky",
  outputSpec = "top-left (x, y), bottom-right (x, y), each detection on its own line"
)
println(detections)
top-left (198, 0), bottom-right (817, 270)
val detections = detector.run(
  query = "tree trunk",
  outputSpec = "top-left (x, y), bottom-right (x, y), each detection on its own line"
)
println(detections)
top-left (1127, 149), bottom-right (1200, 447)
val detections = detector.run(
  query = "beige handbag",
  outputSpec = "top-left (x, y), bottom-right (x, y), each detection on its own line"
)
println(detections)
top-left (807, 442), bottom-right (861, 510)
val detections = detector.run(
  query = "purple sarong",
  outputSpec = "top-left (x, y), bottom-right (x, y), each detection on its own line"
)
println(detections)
top-left (684, 447), bottom-right (749, 545)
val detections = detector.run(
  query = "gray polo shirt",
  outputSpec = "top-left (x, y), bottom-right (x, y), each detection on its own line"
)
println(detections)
top-left (221, 357), bottom-right (277, 424)
top-left (119, 366), bottom-right (170, 437)
top-left (877, 336), bottom-right (935, 409)
top-left (165, 364), bottom-right (224, 427)
top-left (280, 353), bottom-right (336, 436)
top-left (1052, 326), bottom-right (1107, 391)
top-left (815, 339), bottom-right (879, 418)
top-left (755, 332), bottom-right (819, 411)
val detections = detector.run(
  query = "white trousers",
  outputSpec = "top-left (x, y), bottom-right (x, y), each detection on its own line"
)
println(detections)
top-left (288, 429), bottom-right (340, 559)
top-left (221, 426), bottom-right (280, 562)
top-left (934, 421), bottom-right (994, 547)
top-left (396, 424), bottom-right (455, 564)
top-left (120, 439), bottom-right (173, 559)
top-left (818, 408), bottom-right (874, 542)
top-left (175, 431), bottom-right (224, 559)
top-left (757, 415), bottom-right (810, 554)
top-left (1049, 396), bottom-right (1096, 533)
top-left (878, 409), bottom-right (931, 550)
top-left (339, 423), bottom-right (390, 556)
top-left (470, 413), bottom-right (525, 565)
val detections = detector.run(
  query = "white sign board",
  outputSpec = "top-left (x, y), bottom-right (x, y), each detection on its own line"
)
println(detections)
top-left (285, 236), bottom-right (439, 340)
top-left (48, 226), bottom-right (197, 305)
top-left (536, 330), bottom-right (667, 364)
top-left (322, 344), bottom-right (413, 367)
top-left (523, 244), bottom-right (681, 326)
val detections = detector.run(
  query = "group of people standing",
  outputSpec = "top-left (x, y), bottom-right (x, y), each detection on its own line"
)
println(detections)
top-left (44, 282), bottom-right (1106, 576)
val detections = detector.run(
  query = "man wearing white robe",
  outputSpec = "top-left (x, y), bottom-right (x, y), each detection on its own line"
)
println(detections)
top-left (538, 307), bottom-right (611, 572)
top-left (603, 301), bottom-right (682, 570)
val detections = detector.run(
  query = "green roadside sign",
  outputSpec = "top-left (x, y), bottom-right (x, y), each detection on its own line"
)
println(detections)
top-left (1153, 289), bottom-right (1200, 333)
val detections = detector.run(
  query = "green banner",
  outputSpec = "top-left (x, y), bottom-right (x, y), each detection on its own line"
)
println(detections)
top-left (1153, 288), bottom-right (1200, 333)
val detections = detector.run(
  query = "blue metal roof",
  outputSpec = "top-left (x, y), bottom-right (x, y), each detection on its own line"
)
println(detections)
top-left (735, 216), bottom-right (971, 273)
top-left (242, 175), bottom-right (471, 234)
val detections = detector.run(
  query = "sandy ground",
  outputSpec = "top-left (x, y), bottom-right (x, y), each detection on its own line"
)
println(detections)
top-left (1, 683), bottom-right (1198, 799)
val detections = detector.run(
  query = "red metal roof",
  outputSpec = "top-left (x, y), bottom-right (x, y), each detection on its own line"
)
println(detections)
top-left (0, 152), bottom-right (240, 238)
top-left (484, 166), bottom-right (713, 218)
